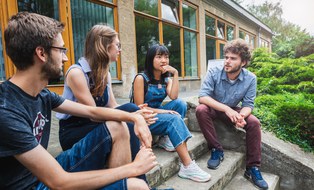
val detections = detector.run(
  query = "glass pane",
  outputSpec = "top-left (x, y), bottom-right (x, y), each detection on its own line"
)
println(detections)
top-left (18, 0), bottom-right (59, 20)
top-left (250, 36), bottom-right (255, 48)
top-left (161, 0), bottom-right (179, 24)
top-left (163, 24), bottom-right (181, 76)
top-left (219, 43), bottom-right (225, 59)
top-left (206, 38), bottom-right (216, 67)
top-left (182, 4), bottom-right (196, 30)
top-left (239, 31), bottom-right (245, 39)
top-left (0, 29), bottom-right (5, 81)
top-left (184, 30), bottom-right (197, 77)
top-left (135, 16), bottom-right (159, 73)
top-left (71, 0), bottom-right (117, 78)
top-left (245, 34), bottom-right (250, 43)
top-left (205, 15), bottom-right (215, 36)
top-left (227, 26), bottom-right (234, 41)
top-left (217, 21), bottom-right (225, 39)
top-left (134, 0), bottom-right (158, 17)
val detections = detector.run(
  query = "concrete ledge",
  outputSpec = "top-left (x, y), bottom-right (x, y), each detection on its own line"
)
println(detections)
top-left (158, 151), bottom-right (244, 190)
top-left (184, 96), bottom-right (314, 190)
top-left (147, 132), bottom-right (209, 187)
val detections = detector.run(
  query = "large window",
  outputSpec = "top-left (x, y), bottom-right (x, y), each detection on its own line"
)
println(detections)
top-left (239, 29), bottom-right (256, 48)
top-left (71, 0), bottom-right (117, 78)
top-left (134, 0), bottom-right (199, 78)
top-left (205, 13), bottom-right (234, 63)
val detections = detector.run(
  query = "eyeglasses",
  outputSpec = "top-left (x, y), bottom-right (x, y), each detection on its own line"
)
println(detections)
top-left (116, 43), bottom-right (121, 50)
top-left (50, 46), bottom-right (68, 54)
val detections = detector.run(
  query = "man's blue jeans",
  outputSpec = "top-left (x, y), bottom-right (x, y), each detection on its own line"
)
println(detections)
top-left (36, 124), bottom-right (127, 190)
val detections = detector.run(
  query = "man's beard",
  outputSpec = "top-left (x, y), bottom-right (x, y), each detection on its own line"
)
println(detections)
top-left (224, 64), bottom-right (242, 74)
top-left (42, 56), bottom-right (63, 82)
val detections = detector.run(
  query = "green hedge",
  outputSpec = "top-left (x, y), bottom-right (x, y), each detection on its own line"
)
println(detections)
top-left (250, 48), bottom-right (314, 152)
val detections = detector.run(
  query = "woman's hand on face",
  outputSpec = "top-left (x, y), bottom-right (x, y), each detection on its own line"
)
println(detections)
top-left (161, 65), bottom-right (178, 75)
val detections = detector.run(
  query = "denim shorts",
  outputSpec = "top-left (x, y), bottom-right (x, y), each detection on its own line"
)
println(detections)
top-left (36, 123), bottom-right (127, 190)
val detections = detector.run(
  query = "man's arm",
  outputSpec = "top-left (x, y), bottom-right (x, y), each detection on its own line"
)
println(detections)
top-left (199, 96), bottom-right (240, 123)
top-left (15, 145), bottom-right (156, 190)
top-left (54, 99), bottom-right (152, 148)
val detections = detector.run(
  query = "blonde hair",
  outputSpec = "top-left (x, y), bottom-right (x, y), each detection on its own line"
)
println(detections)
top-left (84, 24), bottom-right (117, 97)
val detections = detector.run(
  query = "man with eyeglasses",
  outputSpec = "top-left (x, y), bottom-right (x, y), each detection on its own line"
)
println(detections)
top-left (0, 12), bottom-right (157, 190)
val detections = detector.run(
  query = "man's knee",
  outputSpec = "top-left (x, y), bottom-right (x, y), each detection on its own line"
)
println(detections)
top-left (196, 104), bottom-right (208, 117)
top-left (106, 121), bottom-right (130, 142)
top-left (127, 178), bottom-right (149, 190)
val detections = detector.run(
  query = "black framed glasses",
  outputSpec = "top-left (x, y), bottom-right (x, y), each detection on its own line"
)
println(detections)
top-left (50, 46), bottom-right (68, 54)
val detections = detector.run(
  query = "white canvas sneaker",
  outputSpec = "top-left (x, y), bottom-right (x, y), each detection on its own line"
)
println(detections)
top-left (178, 160), bottom-right (211, 182)
top-left (157, 135), bottom-right (176, 152)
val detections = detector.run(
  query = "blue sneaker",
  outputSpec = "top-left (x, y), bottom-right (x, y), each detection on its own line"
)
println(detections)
top-left (207, 148), bottom-right (224, 169)
top-left (244, 166), bottom-right (269, 189)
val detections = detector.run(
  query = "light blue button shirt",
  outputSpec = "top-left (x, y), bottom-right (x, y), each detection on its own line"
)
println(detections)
top-left (199, 62), bottom-right (256, 109)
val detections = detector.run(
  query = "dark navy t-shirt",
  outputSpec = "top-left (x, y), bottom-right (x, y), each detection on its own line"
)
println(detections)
top-left (0, 80), bottom-right (65, 190)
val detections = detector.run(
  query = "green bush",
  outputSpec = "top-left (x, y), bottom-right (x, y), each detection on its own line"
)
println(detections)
top-left (251, 50), bottom-right (314, 152)
top-left (254, 93), bottom-right (314, 152)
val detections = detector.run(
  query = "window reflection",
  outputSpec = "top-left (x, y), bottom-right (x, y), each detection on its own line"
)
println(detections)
top-left (206, 38), bottom-right (216, 62)
top-left (182, 4), bottom-right (196, 30)
top-left (161, 0), bottom-right (179, 24)
top-left (135, 16), bottom-right (159, 72)
top-left (18, 0), bottom-right (59, 20)
top-left (134, 0), bottom-right (158, 17)
top-left (217, 21), bottom-right (225, 39)
top-left (205, 16), bottom-right (215, 36)
top-left (70, 0), bottom-right (116, 78)
top-left (184, 31), bottom-right (197, 77)
top-left (163, 24), bottom-right (181, 75)
top-left (227, 26), bottom-right (234, 41)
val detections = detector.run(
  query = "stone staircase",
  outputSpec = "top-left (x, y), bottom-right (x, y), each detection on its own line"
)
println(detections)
top-left (147, 130), bottom-right (280, 190)
top-left (49, 96), bottom-right (314, 189)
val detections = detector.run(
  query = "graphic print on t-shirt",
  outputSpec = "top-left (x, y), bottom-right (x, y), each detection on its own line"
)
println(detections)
top-left (33, 112), bottom-right (49, 143)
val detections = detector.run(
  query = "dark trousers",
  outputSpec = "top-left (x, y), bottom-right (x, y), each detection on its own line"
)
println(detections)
top-left (195, 104), bottom-right (262, 167)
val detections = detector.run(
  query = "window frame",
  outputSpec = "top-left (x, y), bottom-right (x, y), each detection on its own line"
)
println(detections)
top-left (0, 0), bottom-right (121, 93)
top-left (134, 0), bottom-right (199, 79)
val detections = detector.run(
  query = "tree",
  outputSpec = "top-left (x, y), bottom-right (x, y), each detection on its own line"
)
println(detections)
top-left (242, 1), bottom-right (314, 58)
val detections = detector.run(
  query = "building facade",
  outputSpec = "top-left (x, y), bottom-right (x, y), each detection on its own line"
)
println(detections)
top-left (0, 0), bottom-right (272, 97)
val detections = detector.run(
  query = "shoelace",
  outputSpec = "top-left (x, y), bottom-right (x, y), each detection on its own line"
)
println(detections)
top-left (251, 167), bottom-right (263, 180)
top-left (211, 149), bottom-right (221, 160)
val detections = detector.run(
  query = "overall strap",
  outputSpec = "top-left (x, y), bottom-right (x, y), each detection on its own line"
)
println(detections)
top-left (129, 73), bottom-right (150, 103)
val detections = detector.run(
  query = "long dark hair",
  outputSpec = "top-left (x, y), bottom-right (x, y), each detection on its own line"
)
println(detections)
top-left (144, 44), bottom-right (170, 83)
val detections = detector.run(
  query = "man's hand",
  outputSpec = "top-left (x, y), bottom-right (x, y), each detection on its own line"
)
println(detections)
top-left (137, 104), bottom-right (158, 125)
top-left (132, 111), bottom-right (153, 148)
top-left (235, 113), bottom-right (246, 128)
top-left (225, 108), bottom-right (241, 123)
top-left (132, 147), bottom-right (158, 176)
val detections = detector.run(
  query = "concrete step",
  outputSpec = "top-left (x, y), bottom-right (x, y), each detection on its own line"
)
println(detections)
top-left (156, 150), bottom-right (244, 190)
top-left (224, 169), bottom-right (280, 190)
top-left (147, 131), bottom-right (209, 187)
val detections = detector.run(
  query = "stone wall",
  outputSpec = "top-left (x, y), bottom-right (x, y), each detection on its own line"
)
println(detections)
top-left (184, 96), bottom-right (314, 190)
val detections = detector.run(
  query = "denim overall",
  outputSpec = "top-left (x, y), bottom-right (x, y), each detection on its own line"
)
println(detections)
top-left (141, 73), bottom-right (192, 148)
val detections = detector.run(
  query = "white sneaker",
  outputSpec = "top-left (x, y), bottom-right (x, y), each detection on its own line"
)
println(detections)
top-left (157, 135), bottom-right (176, 152)
top-left (178, 160), bottom-right (211, 182)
